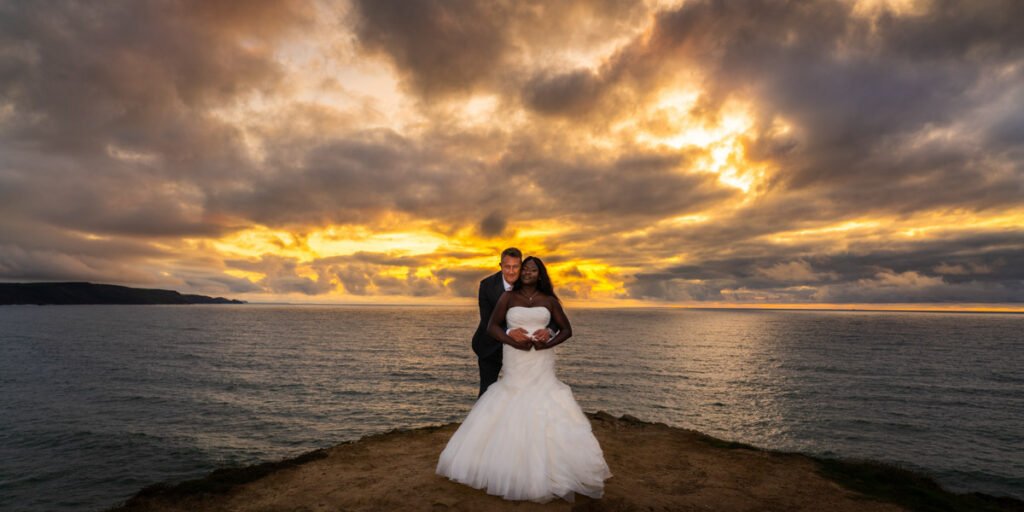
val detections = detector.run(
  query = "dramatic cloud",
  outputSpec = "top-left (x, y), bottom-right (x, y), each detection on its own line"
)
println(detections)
top-left (2, 0), bottom-right (1022, 308)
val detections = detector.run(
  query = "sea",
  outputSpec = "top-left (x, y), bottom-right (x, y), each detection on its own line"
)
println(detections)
top-left (0, 304), bottom-right (1021, 511)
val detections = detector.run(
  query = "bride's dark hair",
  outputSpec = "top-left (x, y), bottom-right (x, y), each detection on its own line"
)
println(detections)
top-left (513, 256), bottom-right (559, 302)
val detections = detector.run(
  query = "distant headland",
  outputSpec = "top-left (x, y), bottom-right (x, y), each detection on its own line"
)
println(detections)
top-left (0, 282), bottom-right (246, 305)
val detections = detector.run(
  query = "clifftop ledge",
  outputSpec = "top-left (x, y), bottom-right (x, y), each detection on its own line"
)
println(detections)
top-left (107, 412), bottom-right (1022, 512)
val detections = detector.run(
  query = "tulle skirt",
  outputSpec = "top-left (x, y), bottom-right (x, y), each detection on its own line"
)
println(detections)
top-left (436, 345), bottom-right (612, 503)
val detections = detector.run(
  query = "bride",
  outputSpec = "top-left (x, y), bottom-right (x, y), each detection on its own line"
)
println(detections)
top-left (436, 256), bottom-right (612, 503)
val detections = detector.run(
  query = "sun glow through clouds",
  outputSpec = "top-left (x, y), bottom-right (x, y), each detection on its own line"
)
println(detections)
top-left (0, 0), bottom-right (1020, 312)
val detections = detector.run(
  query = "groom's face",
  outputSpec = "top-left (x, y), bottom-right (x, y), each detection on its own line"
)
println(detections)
top-left (500, 256), bottom-right (522, 285)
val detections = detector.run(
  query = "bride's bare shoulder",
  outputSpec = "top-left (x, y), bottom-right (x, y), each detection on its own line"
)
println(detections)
top-left (539, 294), bottom-right (561, 309)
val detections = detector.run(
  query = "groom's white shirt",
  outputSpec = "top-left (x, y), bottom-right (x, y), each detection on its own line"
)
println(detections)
top-left (502, 276), bottom-right (513, 336)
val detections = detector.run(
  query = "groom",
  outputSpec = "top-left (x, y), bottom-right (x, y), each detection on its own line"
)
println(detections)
top-left (472, 247), bottom-right (551, 397)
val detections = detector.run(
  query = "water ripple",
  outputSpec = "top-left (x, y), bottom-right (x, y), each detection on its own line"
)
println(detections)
top-left (0, 305), bottom-right (1021, 511)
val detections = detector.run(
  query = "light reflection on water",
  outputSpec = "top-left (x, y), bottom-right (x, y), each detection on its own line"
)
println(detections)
top-left (0, 304), bottom-right (1021, 511)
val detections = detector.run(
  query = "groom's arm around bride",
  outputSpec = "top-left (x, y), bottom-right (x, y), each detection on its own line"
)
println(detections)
top-left (471, 248), bottom-right (521, 397)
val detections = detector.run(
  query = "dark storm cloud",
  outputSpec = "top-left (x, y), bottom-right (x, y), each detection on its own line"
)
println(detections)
top-left (206, 126), bottom-right (735, 232)
top-left (0, 215), bottom-right (262, 297)
top-left (206, 128), bottom-right (495, 227)
top-left (0, 212), bottom-right (175, 284)
top-left (0, 213), bottom-right (164, 259)
top-left (876, 1), bottom-right (1024, 59)
top-left (180, 272), bottom-right (264, 294)
top-left (349, 0), bottom-right (509, 98)
top-left (347, 0), bottom-right (648, 101)
top-left (0, 0), bottom-right (313, 239)
top-left (626, 230), bottom-right (1024, 303)
top-left (0, 0), bottom-right (309, 158)
top-left (1, 151), bottom-right (233, 238)
top-left (226, 254), bottom-right (333, 296)
top-left (498, 145), bottom-right (737, 225)
top-left (523, 69), bottom-right (606, 116)
top-left (479, 212), bottom-right (508, 238)
top-left (434, 266), bottom-right (493, 298)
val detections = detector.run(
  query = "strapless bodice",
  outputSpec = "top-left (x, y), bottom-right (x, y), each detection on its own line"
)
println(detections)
top-left (507, 306), bottom-right (550, 332)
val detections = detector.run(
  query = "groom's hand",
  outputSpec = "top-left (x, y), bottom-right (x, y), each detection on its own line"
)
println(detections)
top-left (531, 329), bottom-right (551, 343)
top-left (509, 328), bottom-right (530, 343)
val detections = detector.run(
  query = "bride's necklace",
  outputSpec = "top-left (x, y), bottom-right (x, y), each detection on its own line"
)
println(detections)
top-left (519, 288), bottom-right (539, 303)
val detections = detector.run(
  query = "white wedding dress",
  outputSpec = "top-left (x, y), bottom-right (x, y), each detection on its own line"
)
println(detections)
top-left (436, 306), bottom-right (612, 503)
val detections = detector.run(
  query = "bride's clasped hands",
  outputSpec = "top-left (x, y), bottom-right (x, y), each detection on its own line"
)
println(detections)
top-left (507, 327), bottom-right (554, 351)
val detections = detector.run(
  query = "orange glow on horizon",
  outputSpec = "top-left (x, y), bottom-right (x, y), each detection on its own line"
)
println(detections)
top-left (177, 200), bottom-right (1024, 311)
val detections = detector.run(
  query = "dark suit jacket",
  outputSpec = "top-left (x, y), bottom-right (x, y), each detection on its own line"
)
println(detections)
top-left (472, 272), bottom-right (506, 358)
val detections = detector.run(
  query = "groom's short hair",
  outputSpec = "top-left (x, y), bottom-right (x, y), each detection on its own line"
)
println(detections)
top-left (500, 247), bottom-right (522, 261)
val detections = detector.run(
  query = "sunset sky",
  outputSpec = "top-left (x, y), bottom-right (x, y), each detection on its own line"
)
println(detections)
top-left (1, 0), bottom-right (1022, 310)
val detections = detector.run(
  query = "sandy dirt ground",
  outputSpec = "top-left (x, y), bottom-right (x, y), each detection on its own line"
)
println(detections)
top-left (113, 412), bottom-right (908, 512)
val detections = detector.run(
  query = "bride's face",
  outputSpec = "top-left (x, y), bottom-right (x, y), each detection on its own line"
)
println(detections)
top-left (520, 260), bottom-right (539, 285)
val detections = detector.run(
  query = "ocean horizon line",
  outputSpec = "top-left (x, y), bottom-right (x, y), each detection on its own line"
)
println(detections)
top-left (233, 301), bottom-right (1024, 314)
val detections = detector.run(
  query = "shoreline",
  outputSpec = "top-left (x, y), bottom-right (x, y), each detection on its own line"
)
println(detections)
top-left (106, 412), bottom-right (1023, 512)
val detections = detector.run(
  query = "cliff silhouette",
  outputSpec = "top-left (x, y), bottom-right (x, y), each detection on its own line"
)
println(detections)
top-left (0, 282), bottom-right (246, 305)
